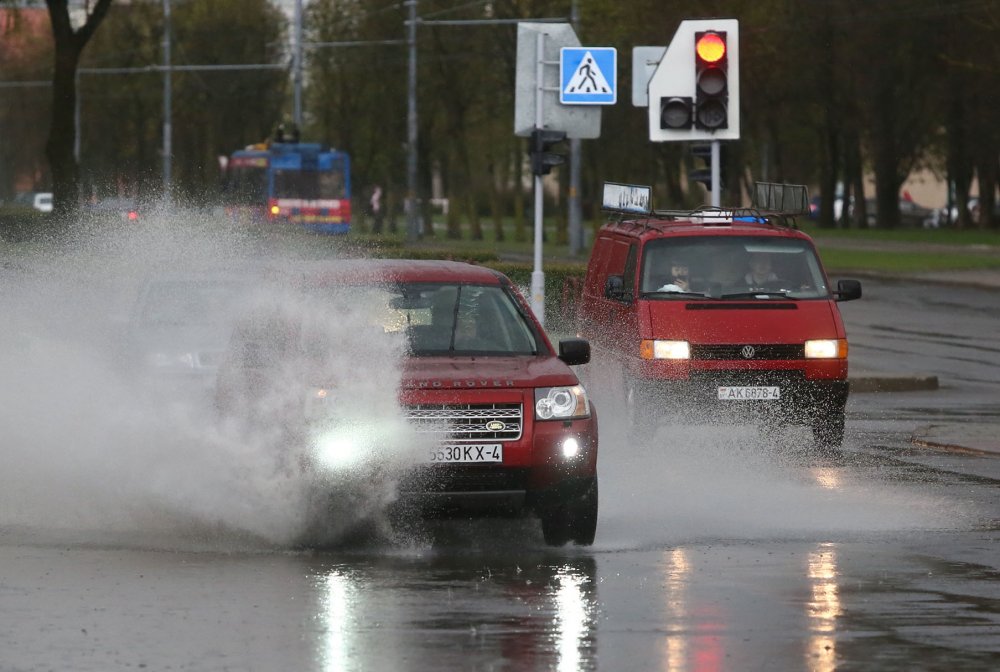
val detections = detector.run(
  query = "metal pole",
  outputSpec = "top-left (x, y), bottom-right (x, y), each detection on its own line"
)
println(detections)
top-left (293, 0), bottom-right (303, 127)
top-left (531, 31), bottom-right (546, 325)
top-left (405, 0), bottom-right (419, 242)
top-left (711, 139), bottom-right (720, 207)
top-left (162, 0), bottom-right (172, 202)
top-left (568, 0), bottom-right (583, 257)
top-left (73, 69), bottom-right (80, 164)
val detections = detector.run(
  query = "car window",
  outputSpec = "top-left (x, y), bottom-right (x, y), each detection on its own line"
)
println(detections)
top-left (384, 283), bottom-right (539, 356)
top-left (640, 236), bottom-right (830, 299)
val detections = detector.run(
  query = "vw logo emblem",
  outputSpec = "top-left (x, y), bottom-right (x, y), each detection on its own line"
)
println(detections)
top-left (741, 345), bottom-right (756, 359)
top-left (486, 421), bottom-right (506, 431)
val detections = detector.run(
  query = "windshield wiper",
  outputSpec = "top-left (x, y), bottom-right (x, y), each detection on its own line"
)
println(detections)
top-left (720, 291), bottom-right (794, 299)
top-left (642, 290), bottom-right (709, 298)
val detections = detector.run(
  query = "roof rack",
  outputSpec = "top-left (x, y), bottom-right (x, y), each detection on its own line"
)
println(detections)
top-left (751, 182), bottom-right (809, 215)
top-left (601, 180), bottom-right (809, 226)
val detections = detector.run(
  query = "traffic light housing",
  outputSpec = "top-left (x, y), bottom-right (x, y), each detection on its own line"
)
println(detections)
top-left (694, 31), bottom-right (729, 130)
top-left (530, 129), bottom-right (567, 176)
top-left (659, 96), bottom-right (693, 130)
top-left (689, 143), bottom-right (726, 193)
top-left (647, 19), bottom-right (739, 142)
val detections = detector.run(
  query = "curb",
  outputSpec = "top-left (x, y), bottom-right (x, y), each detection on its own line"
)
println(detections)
top-left (849, 373), bottom-right (939, 393)
top-left (911, 424), bottom-right (1000, 457)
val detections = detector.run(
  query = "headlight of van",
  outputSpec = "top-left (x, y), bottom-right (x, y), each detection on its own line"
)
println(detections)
top-left (640, 339), bottom-right (690, 360)
top-left (535, 385), bottom-right (590, 420)
top-left (804, 339), bottom-right (848, 359)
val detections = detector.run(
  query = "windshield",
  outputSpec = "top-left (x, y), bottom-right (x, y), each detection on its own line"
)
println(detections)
top-left (227, 165), bottom-right (267, 205)
top-left (274, 168), bottom-right (346, 200)
top-left (640, 236), bottom-right (829, 299)
top-left (375, 283), bottom-right (540, 356)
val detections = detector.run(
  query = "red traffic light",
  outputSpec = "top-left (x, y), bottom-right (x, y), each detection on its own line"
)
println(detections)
top-left (696, 32), bottom-right (726, 64)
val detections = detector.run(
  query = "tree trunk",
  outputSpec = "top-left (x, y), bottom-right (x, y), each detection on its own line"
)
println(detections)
top-left (45, 26), bottom-right (82, 219)
top-left (44, 0), bottom-right (114, 220)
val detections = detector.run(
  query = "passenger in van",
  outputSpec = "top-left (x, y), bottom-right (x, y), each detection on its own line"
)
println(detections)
top-left (745, 252), bottom-right (780, 288)
top-left (655, 261), bottom-right (692, 293)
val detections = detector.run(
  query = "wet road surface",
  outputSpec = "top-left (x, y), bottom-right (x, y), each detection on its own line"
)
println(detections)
top-left (2, 249), bottom-right (999, 671)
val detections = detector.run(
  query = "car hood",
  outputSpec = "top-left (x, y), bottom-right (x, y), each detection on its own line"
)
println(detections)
top-left (400, 355), bottom-right (579, 390)
top-left (645, 299), bottom-right (843, 343)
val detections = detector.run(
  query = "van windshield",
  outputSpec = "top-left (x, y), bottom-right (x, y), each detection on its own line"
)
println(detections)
top-left (639, 236), bottom-right (829, 299)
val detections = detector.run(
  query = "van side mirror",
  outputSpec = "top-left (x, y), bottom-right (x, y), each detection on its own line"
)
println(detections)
top-left (834, 279), bottom-right (862, 301)
top-left (558, 338), bottom-right (590, 366)
top-left (604, 275), bottom-right (632, 303)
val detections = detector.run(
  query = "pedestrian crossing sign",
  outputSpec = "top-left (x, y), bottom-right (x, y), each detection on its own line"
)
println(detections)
top-left (560, 47), bottom-right (617, 105)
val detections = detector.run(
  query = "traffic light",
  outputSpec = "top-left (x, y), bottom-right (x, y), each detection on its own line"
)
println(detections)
top-left (530, 129), bottom-right (567, 176)
top-left (689, 143), bottom-right (726, 193)
top-left (659, 96), bottom-right (692, 130)
top-left (694, 31), bottom-right (729, 130)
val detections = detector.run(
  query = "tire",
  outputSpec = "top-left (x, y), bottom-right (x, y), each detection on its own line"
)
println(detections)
top-left (541, 478), bottom-right (599, 547)
top-left (811, 410), bottom-right (845, 449)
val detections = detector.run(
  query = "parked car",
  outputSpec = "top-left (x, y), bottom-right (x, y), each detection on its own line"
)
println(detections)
top-left (215, 259), bottom-right (599, 547)
top-left (863, 197), bottom-right (937, 228)
top-left (807, 195), bottom-right (847, 221)
top-left (86, 196), bottom-right (141, 222)
top-left (935, 196), bottom-right (1000, 227)
top-left (33, 192), bottom-right (53, 213)
top-left (11, 191), bottom-right (52, 213)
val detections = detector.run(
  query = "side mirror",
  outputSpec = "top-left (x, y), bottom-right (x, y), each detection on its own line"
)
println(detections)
top-left (603, 275), bottom-right (631, 303)
top-left (834, 279), bottom-right (862, 301)
top-left (558, 338), bottom-right (591, 366)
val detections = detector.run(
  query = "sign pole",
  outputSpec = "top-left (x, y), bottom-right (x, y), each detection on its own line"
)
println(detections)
top-left (531, 31), bottom-right (547, 325)
top-left (711, 139), bottom-right (721, 207)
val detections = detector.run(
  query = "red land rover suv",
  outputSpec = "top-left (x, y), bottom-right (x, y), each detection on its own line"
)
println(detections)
top-left (578, 188), bottom-right (861, 448)
top-left (216, 259), bottom-right (599, 546)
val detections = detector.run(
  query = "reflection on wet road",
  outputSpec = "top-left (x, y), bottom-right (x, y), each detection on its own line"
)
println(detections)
top-left (309, 554), bottom-right (599, 671)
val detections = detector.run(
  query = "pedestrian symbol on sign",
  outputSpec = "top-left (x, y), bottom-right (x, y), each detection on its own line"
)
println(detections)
top-left (566, 53), bottom-right (609, 94)
top-left (560, 47), bottom-right (617, 105)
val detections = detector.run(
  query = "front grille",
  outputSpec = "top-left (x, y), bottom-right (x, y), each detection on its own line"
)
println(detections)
top-left (691, 344), bottom-right (805, 360)
top-left (404, 403), bottom-right (523, 441)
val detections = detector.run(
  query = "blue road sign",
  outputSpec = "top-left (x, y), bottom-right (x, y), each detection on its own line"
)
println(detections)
top-left (560, 47), bottom-right (617, 105)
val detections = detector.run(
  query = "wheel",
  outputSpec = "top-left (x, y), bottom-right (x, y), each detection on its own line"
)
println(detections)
top-left (811, 409), bottom-right (845, 449)
top-left (541, 478), bottom-right (598, 547)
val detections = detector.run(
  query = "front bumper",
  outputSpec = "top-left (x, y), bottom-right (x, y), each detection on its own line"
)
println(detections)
top-left (632, 369), bottom-right (849, 424)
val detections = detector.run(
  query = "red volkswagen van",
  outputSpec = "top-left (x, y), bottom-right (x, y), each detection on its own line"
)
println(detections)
top-left (578, 183), bottom-right (861, 447)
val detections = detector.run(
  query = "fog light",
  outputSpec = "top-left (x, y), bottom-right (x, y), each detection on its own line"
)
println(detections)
top-left (561, 437), bottom-right (581, 459)
top-left (313, 430), bottom-right (364, 470)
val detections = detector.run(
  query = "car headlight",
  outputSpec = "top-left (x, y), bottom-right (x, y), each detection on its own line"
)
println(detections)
top-left (804, 339), bottom-right (848, 359)
top-left (535, 385), bottom-right (590, 420)
top-left (312, 425), bottom-right (367, 471)
top-left (640, 339), bottom-right (690, 360)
